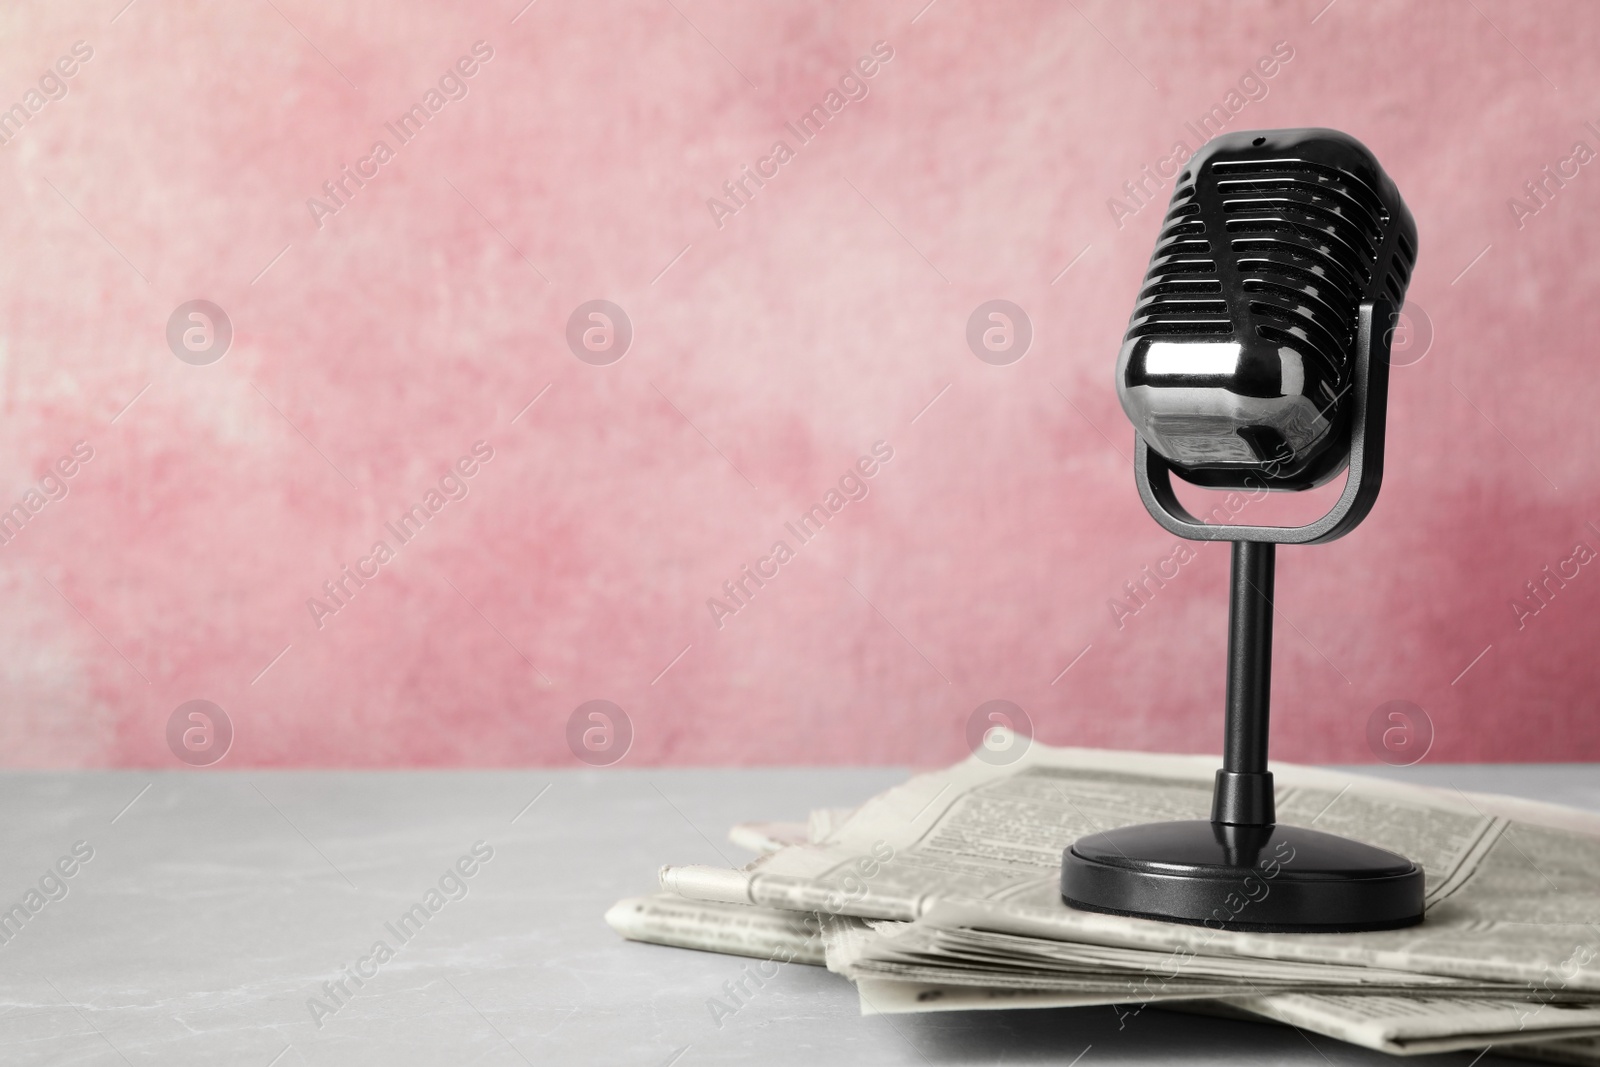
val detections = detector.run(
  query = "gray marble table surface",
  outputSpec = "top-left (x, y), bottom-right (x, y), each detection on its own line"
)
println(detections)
top-left (1, 763), bottom-right (1596, 1065)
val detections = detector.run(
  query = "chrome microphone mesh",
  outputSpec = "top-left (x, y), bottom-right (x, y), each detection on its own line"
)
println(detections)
top-left (1116, 129), bottom-right (1416, 490)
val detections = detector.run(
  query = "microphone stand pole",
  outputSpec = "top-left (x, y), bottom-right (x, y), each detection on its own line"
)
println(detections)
top-left (1214, 540), bottom-right (1276, 829)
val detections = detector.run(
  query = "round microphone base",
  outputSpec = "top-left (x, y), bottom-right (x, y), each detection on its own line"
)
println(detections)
top-left (1062, 820), bottom-right (1424, 933)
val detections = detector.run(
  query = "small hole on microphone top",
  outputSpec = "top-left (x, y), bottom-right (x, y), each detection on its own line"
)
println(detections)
top-left (1252, 137), bottom-right (1266, 146)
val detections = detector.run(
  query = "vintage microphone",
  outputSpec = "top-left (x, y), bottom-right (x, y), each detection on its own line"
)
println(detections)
top-left (1061, 128), bottom-right (1426, 932)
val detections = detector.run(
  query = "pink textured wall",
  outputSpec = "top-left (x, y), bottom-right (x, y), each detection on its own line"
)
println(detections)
top-left (1, 0), bottom-right (1597, 768)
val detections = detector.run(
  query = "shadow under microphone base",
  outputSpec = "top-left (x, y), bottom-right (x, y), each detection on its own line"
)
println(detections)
top-left (1062, 303), bottom-right (1426, 934)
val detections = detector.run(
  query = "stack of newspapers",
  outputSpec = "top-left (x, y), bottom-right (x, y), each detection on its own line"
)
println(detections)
top-left (607, 737), bottom-right (1600, 1062)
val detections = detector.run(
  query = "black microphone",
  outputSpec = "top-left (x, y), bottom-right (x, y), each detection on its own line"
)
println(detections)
top-left (1062, 128), bottom-right (1427, 934)
top-left (1116, 128), bottom-right (1416, 490)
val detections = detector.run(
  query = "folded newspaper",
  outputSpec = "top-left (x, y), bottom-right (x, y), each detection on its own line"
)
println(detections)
top-left (606, 737), bottom-right (1600, 1062)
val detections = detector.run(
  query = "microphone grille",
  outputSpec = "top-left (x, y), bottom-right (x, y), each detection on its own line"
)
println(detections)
top-left (1119, 129), bottom-right (1416, 489)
